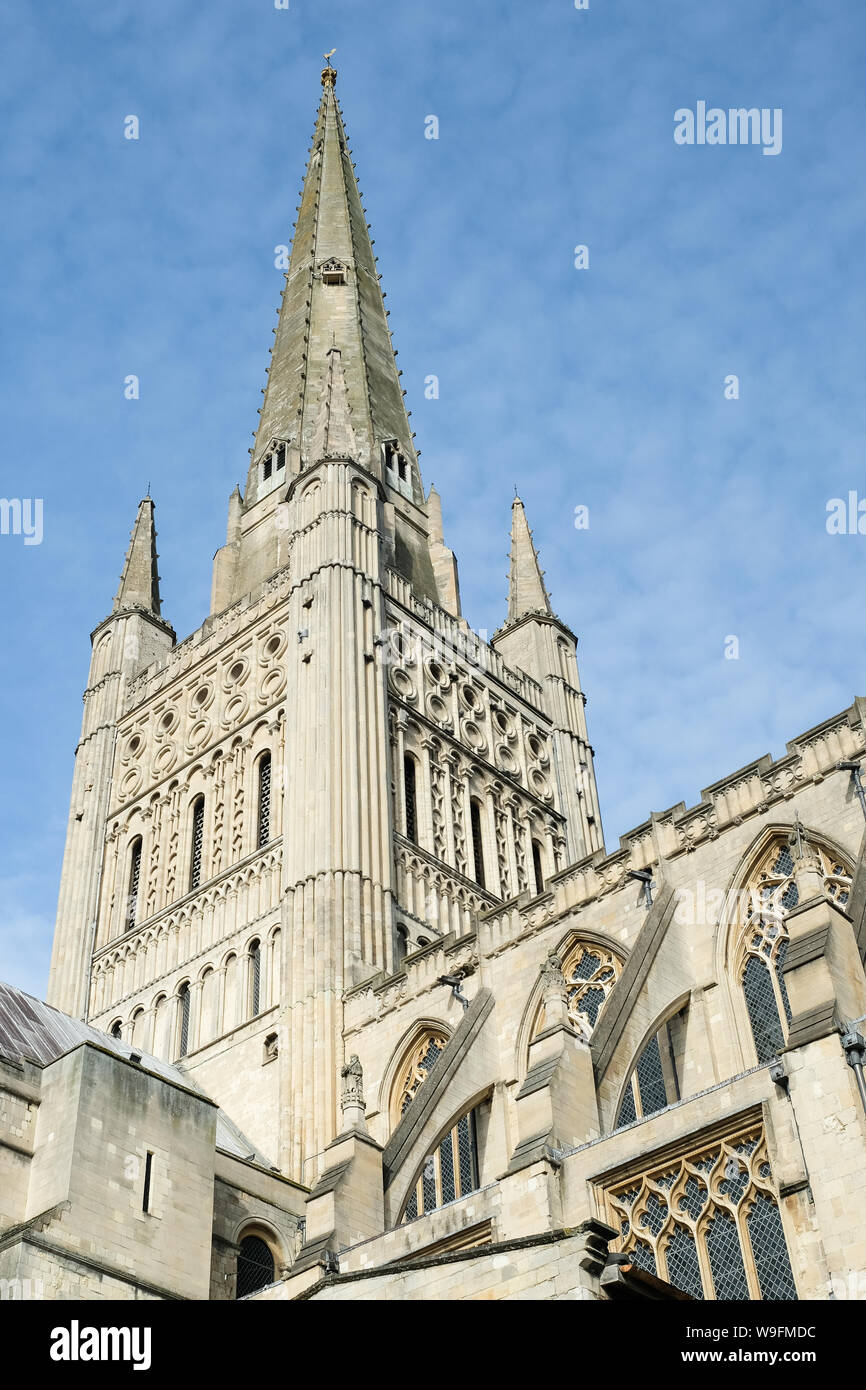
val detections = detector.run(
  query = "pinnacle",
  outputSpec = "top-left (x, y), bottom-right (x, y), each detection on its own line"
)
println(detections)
top-left (506, 495), bottom-right (554, 625)
top-left (112, 497), bottom-right (165, 620)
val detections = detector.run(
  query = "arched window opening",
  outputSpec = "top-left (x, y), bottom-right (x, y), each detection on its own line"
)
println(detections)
top-left (470, 799), bottom-right (486, 889)
top-left (131, 1008), bottom-right (145, 1047)
top-left (235, 1234), bottom-right (275, 1299)
top-left (257, 752), bottom-right (271, 849)
top-left (268, 929), bottom-right (281, 1008)
top-left (110, 1020), bottom-right (122, 1040)
top-left (249, 939), bottom-right (261, 1018)
top-left (615, 1009), bottom-right (687, 1128)
top-left (177, 983), bottom-right (190, 1059)
top-left (189, 796), bottom-right (205, 891)
top-left (537, 940), bottom-right (622, 1041)
top-left (403, 755), bottom-right (418, 844)
top-left (125, 837), bottom-right (142, 932)
top-left (393, 1031), bottom-right (449, 1124)
top-left (735, 835), bottom-right (850, 1064)
top-left (606, 1123), bottom-right (797, 1301)
top-left (395, 925), bottom-right (409, 967)
top-left (532, 840), bottom-right (545, 895)
top-left (402, 1108), bottom-right (481, 1222)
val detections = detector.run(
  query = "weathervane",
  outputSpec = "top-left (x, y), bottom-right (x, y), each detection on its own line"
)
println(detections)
top-left (321, 48), bottom-right (337, 87)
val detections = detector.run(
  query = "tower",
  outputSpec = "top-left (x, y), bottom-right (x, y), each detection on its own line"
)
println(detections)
top-left (47, 62), bottom-right (603, 1185)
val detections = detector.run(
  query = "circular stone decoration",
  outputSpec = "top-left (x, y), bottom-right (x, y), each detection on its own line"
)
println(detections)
top-left (496, 744), bottom-right (518, 775)
top-left (426, 693), bottom-right (452, 727)
top-left (226, 659), bottom-right (247, 686)
top-left (425, 658), bottom-right (450, 690)
top-left (120, 767), bottom-right (142, 801)
top-left (223, 694), bottom-right (249, 727)
top-left (462, 719), bottom-right (486, 752)
top-left (123, 732), bottom-right (145, 762)
top-left (492, 707), bottom-right (515, 739)
top-left (388, 667), bottom-right (416, 701)
top-left (263, 632), bottom-right (285, 660)
top-left (260, 667), bottom-right (286, 701)
top-left (159, 708), bottom-right (179, 736)
top-left (153, 742), bottom-right (177, 774)
top-left (187, 718), bottom-right (211, 749)
top-left (191, 683), bottom-right (214, 713)
top-left (459, 683), bottom-right (481, 712)
top-left (529, 768), bottom-right (552, 800)
top-left (527, 732), bottom-right (549, 764)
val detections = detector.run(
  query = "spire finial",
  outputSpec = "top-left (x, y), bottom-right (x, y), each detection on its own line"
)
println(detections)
top-left (322, 49), bottom-right (337, 87)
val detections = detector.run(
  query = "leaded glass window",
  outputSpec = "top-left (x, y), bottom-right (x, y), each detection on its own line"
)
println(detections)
top-left (236, 1234), bottom-right (275, 1298)
top-left (606, 1123), bottom-right (797, 1301)
top-left (125, 837), bottom-right (142, 932)
top-left (189, 796), bottom-right (205, 891)
top-left (402, 1108), bottom-right (480, 1221)
top-left (736, 837), bottom-right (851, 1064)
top-left (257, 753), bottom-right (271, 849)
top-left (615, 1011), bottom-right (685, 1128)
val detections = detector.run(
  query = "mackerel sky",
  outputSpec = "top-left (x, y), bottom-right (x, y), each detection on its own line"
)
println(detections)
top-left (1, 0), bottom-right (864, 996)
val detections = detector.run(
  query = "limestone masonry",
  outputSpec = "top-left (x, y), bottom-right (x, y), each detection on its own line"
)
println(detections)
top-left (2, 63), bottom-right (865, 1302)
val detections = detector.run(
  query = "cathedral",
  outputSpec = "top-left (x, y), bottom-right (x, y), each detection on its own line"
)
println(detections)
top-left (2, 61), bottom-right (865, 1303)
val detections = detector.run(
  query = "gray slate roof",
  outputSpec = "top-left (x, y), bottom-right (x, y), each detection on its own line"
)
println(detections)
top-left (0, 979), bottom-right (276, 1170)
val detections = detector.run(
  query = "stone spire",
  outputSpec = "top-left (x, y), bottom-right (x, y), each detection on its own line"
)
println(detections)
top-left (246, 59), bottom-right (419, 504)
top-left (505, 495), bottom-right (553, 625)
top-left (309, 345), bottom-right (358, 461)
top-left (112, 496), bottom-right (164, 618)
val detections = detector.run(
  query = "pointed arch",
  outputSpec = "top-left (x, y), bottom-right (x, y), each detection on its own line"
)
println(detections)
top-left (612, 993), bottom-right (691, 1130)
top-left (715, 822), bottom-right (854, 1069)
top-left (514, 928), bottom-right (631, 1078)
top-left (382, 1019), bottom-right (452, 1133)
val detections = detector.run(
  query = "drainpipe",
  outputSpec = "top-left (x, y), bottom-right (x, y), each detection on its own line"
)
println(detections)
top-left (841, 1025), bottom-right (866, 1115)
top-left (837, 761), bottom-right (866, 822)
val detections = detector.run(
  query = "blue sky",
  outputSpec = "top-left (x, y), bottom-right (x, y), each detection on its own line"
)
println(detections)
top-left (1, 0), bottom-right (865, 996)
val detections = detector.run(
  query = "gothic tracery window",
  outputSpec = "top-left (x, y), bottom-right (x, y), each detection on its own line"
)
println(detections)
top-left (606, 1123), bottom-right (797, 1301)
top-left (544, 940), bottom-right (622, 1040)
top-left (735, 837), bottom-right (851, 1063)
top-left (394, 1031), bottom-right (449, 1121)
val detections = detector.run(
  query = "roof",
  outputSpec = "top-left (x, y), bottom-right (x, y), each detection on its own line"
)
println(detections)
top-left (0, 979), bottom-right (276, 1170)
